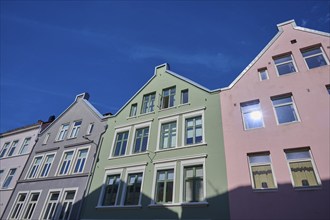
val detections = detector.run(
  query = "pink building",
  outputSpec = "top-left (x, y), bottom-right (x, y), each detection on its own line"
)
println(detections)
top-left (220, 20), bottom-right (330, 219)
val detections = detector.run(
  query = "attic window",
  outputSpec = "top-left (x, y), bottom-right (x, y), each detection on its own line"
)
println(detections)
top-left (291, 39), bottom-right (297, 44)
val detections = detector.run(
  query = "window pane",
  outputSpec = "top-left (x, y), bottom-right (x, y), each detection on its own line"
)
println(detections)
top-left (275, 105), bottom-right (298, 123)
top-left (286, 151), bottom-right (311, 160)
top-left (305, 55), bottom-right (327, 69)
top-left (277, 62), bottom-right (296, 75)
top-left (274, 55), bottom-right (292, 64)
top-left (251, 165), bottom-right (276, 189)
top-left (272, 96), bottom-right (292, 106)
top-left (289, 161), bottom-right (319, 187)
top-left (241, 101), bottom-right (264, 129)
top-left (302, 48), bottom-right (322, 57)
top-left (249, 155), bottom-right (271, 164)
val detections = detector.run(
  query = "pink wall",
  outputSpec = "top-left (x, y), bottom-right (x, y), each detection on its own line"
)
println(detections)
top-left (220, 21), bottom-right (330, 219)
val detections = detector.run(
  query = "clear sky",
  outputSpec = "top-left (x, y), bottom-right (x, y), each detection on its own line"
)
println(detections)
top-left (1, 1), bottom-right (329, 133)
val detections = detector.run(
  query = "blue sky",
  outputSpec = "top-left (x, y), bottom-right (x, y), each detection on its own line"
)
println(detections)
top-left (1, 1), bottom-right (329, 133)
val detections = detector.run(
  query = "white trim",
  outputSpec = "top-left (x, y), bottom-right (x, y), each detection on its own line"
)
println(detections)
top-left (109, 126), bottom-right (131, 159)
top-left (129, 122), bottom-right (152, 155)
top-left (104, 162), bottom-right (148, 171)
top-left (2, 168), bottom-right (17, 189)
top-left (21, 190), bottom-right (42, 220)
top-left (39, 188), bottom-right (63, 220)
top-left (153, 154), bottom-right (207, 164)
top-left (181, 110), bottom-right (205, 147)
top-left (151, 162), bottom-right (176, 205)
top-left (274, 53), bottom-right (298, 77)
top-left (98, 169), bottom-right (123, 207)
top-left (55, 187), bottom-right (78, 220)
top-left (301, 45), bottom-right (330, 70)
top-left (25, 155), bottom-right (44, 180)
top-left (8, 190), bottom-right (30, 220)
top-left (72, 146), bottom-right (91, 174)
top-left (258, 68), bottom-right (269, 81)
top-left (55, 149), bottom-right (77, 176)
top-left (42, 133), bottom-right (50, 145)
top-left (180, 158), bottom-right (206, 203)
top-left (114, 119), bottom-right (153, 130)
top-left (67, 120), bottom-right (83, 139)
top-left (157, 106), bottom-right (206, 120)
top-left (39, 152), bottom-right (57, 178)
top-left (157, 116), bottom-right (179, 151)
top-left (55, 123), bottom-right (70, 142)
top-left (271, 94), bottom-right (300, 125)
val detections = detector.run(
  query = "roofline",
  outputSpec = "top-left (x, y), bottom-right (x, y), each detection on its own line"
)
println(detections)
top-left (40, 93), bottom-right (107, 134)
top-left (221, 19), bottom-right (330, 91)
top-left (0, 123), bottom-right (41, 137)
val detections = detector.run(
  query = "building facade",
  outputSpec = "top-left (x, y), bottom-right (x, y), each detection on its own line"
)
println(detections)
top-left (2, 93), bottom-right (108, 220)
top-left (0, 121), bottom-right (47, 218)
top-left (220, 20), bottom-right (330, 219)
top-left (80, 64), bottom-right (230, 219)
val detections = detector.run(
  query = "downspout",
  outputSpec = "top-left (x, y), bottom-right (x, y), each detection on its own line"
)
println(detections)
top-left (78, 123), bottom-right (108, 219)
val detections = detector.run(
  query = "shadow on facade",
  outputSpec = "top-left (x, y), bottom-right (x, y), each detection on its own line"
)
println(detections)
top-left (77, 179), bottom-right (329, 220)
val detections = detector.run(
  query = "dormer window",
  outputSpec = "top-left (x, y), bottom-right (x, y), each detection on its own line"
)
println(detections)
top-left (181, 89), bottom-right (189, 104)
top-left (129, 104), bottom-right (137, 117)
top-left (161, 87), bottom-right (176, 109)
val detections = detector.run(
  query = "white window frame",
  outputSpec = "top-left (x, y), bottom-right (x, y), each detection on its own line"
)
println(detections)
top-left (8, 191), bottom-right (29, 220)
top-left (258, 68), bottom-right (269, 81)
top-left (72, 146), bottom-right (90, 174)
top-left (157, 116), bottom-right (179, 151)
top-left (247, 153), bottom-right (277, 190)
top-left (0, 142), bottom-right (10, 158)
top-left (56, 123), bottom-right (70, 141)
top-left (86, 123), bottom-right (94, 135)
top-left (39, 189), bottom-right (62, 220)
top-left (39, 153), bottom-right (56, 178)
top-left (56, 188), bottom-right (78, 220)
top-left (129, 103), bottom-right (138, 117)
top-left (2, 168), bottom-right (17, 189)
top-left (109, 126), bottom-right (131, 159)
top-left (7, 140), bottom-right (19, 157)
top-left (271, 94), bottom-right (300, 125)
top-left (130, 122), bottom-right (151, 155)
top-left (26, 155), bottom-right (44, 179)
top-left (56, 149), bottom-right (76, 176)
top-left (21, 190), bottom-right (41, 220)
top-left (120, 165), bottom-right (146, 206)
top-left (42, 134), bottom-right (50, 145)
top-left (182, 110), bottom-right (205, 147)
top-left (151, 162), bottom-right (176, 205)
top-left (301, 46), bottom-right (329, 69)
top-left (98, 168), bottom-right (123, 207)
top-left (240, 100), bottom-right (265, 130)
top-left (68, 120), bottom-right (82, 139)
top-left (160, 86), bottom-right (176, 109)
top-left (180, 158), bottom-right (206, 204)
top-left (273, 53), bottom-right (298, 76)
top-left (141, 92), bottom-right (156, 114)
top-left (0, 169), bottom-right (4, 185)
top-left (19, 137), bottom-right (32, 154)
top-left (285, 148), bottom-right (322, 188)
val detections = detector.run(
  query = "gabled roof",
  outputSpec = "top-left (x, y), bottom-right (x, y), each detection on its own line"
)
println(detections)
top-left (221, 19), bottom-right (330, 91)
top-left (112, 63), bottom-right (219, 117)
top-left (40, 93), bottom-right (108, 134)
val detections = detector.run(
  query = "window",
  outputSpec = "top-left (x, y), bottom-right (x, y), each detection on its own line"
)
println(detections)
top-left (274, 54), bottom-right (297, 75)
top-left (22, 192), bottom-right (40, 219)
top-left (160, 121), bottom-right (177, 149)
top-left (259, 69), bottom-right (269, 81)
top-left (240, 100), bottom-right (264, 130)
top-left (43, 134), bottom-right (50, 145)
top-left (133, 127), bottom-right (149, 153)
top-left (27, 156), bottom-right (43, 179)
top-left (272, 94), bottom-right (299, 124)
top-left (181, 89), bottom-right (189, 104)
top-left (10, 193), bottom-right (27, 219)
top-left (141, 93), bottom-right (156, 114)
top-left (113, 131), bottom-right (129, 156)
top-left (57, 124), bottom-right (69, 141)
top-left (40, 154), bottom-right (55, 177)
top-left (248, 153), bottom-right (277, 190)
top-left (0, 142), bottom-right (10, 158)
top-left (42, 191), bottom-right (60, 220)
top-left (59, 151), bottom-right (74, 175)
top-left (161, 87), bottom-right (176, 109)
top-left (124, 173), bottom-right (143, 205)
top-left (0, 169), bottom-right (3, 180)
top-left (7, 140), bottom-right (19, 156)
top-left (285, 148), bottom-right (321, 188)
top-left (73, 148), bottom-right (88, 173)
top-left (102, 174), bottom-right (121, 206)
top-left (185, 116), bottom-right (203, 145)
top-left (183, 165), bottom-right (204, 202)
top-left (69, 121), bottom-right (82, 138)
top-left (20, 137), bottom-right (31, 154)
top-left (86, 123), bottom-right (94, 135)
top-left (58, 190), bottom-right (76, 220)
top-left (326, 85), bottom-right (330, 95)
top-left (129, 104), bottom-right (137, 117)
top-left (155, 169), bottom-right (174, 204)
top-left (2, 168), bottom-right (16, 188)
top-left (302, 46), bottom-right (328, 69)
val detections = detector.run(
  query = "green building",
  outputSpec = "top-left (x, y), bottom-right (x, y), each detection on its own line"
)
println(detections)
top-left (80, 64), bottom-right (229, 220)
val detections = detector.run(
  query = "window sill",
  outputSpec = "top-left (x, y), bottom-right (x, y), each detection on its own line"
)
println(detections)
top-left (158, 106), bottom-right (177, 112)
top-left (108, 152), bottom-right (149, 160)
top-left (138, 111), bottom-right (155, 118)
top-left (293, 185), bottom-right (322, 191)
top-left (148, 203), bottom-right (182, 208)
top-left (155, 142), bottom-right (207, 153)
top-left (277, 71), bottom-right (297, 77)
top-left (178, 103), bottom-right (191, 108)
top-left (96, 205), bottom-right (142, 209)
top-left (277, 120), bottom-right (300, 126)
top-left (0, 187), bottom-right (14, 191)
top-left (253, 188), bottom-right (278, 193)
top-left (0, 153), bottom-right (30, 160)
top-left (181, 202), bottom-right (208, 207)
